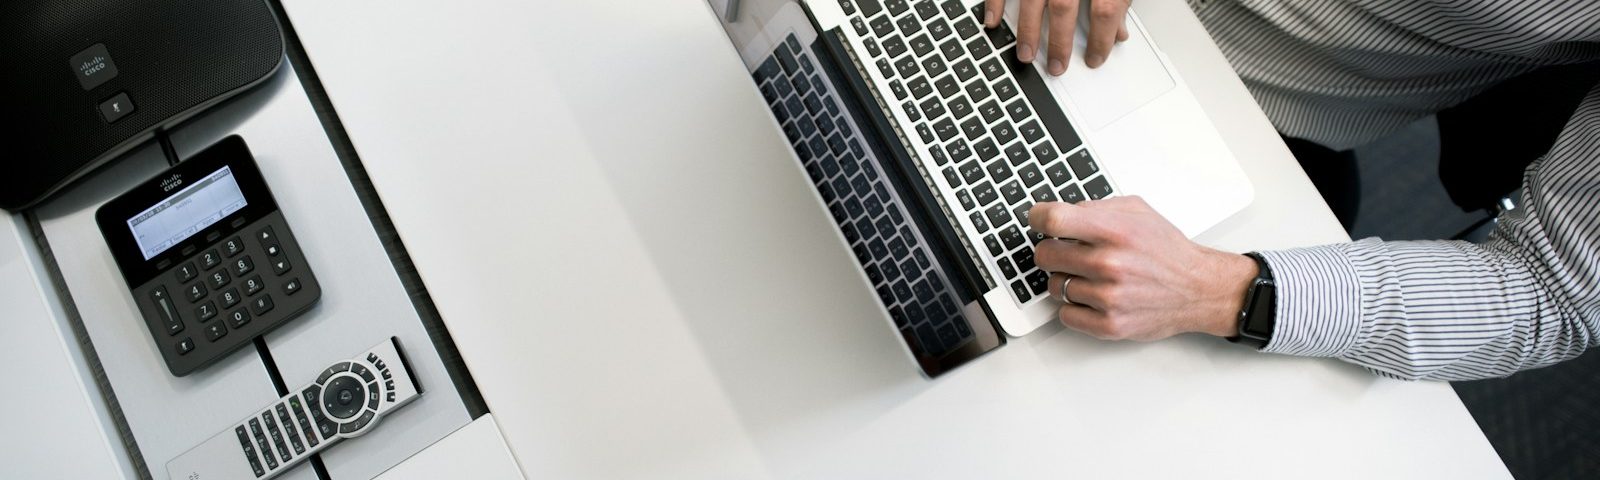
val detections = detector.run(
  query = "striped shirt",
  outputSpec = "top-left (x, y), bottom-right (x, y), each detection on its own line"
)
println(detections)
top-left (1188, 0), bottom-right (1600, 380)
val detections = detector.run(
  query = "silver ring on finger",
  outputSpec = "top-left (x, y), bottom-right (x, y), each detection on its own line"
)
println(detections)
top-left (1060, 275), bottom-right (1076, 305)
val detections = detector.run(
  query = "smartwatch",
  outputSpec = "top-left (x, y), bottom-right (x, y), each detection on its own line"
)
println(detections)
top-left (1228, 252), bottom-right (1276, 349)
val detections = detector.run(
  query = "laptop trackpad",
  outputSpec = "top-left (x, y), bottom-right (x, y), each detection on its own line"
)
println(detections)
top-left (1042, 16), bottom-right (1175, 131)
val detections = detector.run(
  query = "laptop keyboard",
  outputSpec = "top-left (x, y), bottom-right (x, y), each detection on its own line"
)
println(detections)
top-left (839, 0), bottom-right (1116, 306)
top-left (753, 33), bottom-right (974, 356)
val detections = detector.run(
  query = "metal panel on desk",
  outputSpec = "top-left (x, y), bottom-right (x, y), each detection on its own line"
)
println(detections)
top-left (1, 214), bottom-right (130, 479)
top-left (165, 61), bottom-right (472, 480)
top-left (283, 0), bottom-right (1508, 478)
top-left (31, 143), bottom-right (315, 480)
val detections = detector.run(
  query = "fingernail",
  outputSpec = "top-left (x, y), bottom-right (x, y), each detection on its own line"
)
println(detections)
top-left (985, 9), bottom-right (997, 26)
top-left (1087, 54), bottom-right (1104, 68)
top-left (1018, 43), bottom-right (1035, 62)
top-left (1048, 59), bottom-right (1065, 76)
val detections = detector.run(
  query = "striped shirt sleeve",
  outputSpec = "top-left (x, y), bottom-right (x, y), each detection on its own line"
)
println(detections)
top-left (1258, 83), bottom-right (1600, 381)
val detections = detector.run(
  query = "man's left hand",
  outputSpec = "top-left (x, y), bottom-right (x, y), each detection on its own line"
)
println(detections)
top-left (1028, 197), bottom-right (1256, 341)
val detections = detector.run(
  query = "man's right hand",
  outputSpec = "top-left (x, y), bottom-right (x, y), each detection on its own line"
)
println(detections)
top-left (982, 0), bottom-right (1131, 76)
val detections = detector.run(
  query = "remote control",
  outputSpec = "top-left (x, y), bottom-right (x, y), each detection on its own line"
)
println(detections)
top-left (167, 338), bottom-right (422, 479)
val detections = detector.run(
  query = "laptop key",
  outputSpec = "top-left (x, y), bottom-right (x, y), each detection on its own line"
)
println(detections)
top-left (1031, 185), bottom-right (1058, 203)
top-left (966, 79), bottom-right (993, 102)
top-left (958, 159), bottom-right (985, 184)
top-left (977, 100), bottom-right (1003, 123)
top-left (1084, 175), bottom-right (1115, 200)
top-left (984, 203), bottom-right (1011, 228)
top-left (858, 0), bottom-right (883, 17)
top-left (916, 123), bottom-right (935, 143)
top-left (896, 14), bottom-right (922, 37)
top-left (967, 36), bottom-right (994, 61)
top-left (994, 123), bottom-right (1018, 145)
top-left (1031, 141), bottom-right (1059, 163)
top-left (942, 166), bottom-right (963, 187)
top-left (954, 17), bottom-right (981, 39)
top-left (1026, 269), bottom-right (1050, 295)
top-left (1018, 164), bottom-right (1045, 187)
top-left (885, 0), bottom-right (908, 16)
top-left (1066, 149), bottom-right (1099, 178)
top-left (1013, 201), bottom-right (1034, 227)
top-left (985, 160), bottom-right (1013, 183)
top-left (1005, 98), bottom-right (1031, 122)
top-left (915, 0), bottom-right (940, 20)
top-left (889, 79), bottom-right (907, 99)
top-left (974, 138), bottom-right (1000, 161)
top-left (951, 58), bottom-right (978, 82)
top-left (1004, 141), bottom-right (1031, 165)
top-left (984, 234), bottom-right (1005, 256)
top-left (1019, 119), bottom-right (1045, 143)
top-left (1010, 280), bottom-right (1032, 303)
top-left (968, 210), bottom-right (991, 233)
top-left (956, 189), bottom-right (976, 210)
top-left (941, 0), bottom-right (967, 19)
top-left (927, 18), bottom-right (954, 41)
top-left (921, 55), bottom-right (948, 78)
top-left (1044, 161), bottom-right (1072, 185)
top-left (950, 98), bottom-right (975, 121)
top-left (945, 139), bottom-right (973, 163)
top-left (1059, 183), bottom-right (1087, 203)
top-left (999, 225), bottom-right (1026, 250)
top-left (916, 324), bottom-right (944, 354)
top-left (871, 15), bottom-right (896, 37)
top-left (1000, 180), bottom-right (1026, 204)
top-left (1013, 247), bottom-right (1037, 272)
top-left (876, 58), bottom-right (895, 78)
top-left (928, 143), bottom-right (949, 165)
top-left (852, 17), bottom-right (870, 36)
top-left (864, 37), bottom-right (882, 57)
top-left (971, 181), bottom-right (998, 206)
top-left (894, 56), bottom-right (920, 77)
top-left (909, 34), bottom-right (935, 56)
top-left (883, 36), bottom-right (908, 58)
top-left (908, 76), bottom-right (933, 99)
top-left (902, 100), bottom-right (920, 122)
top-left (940, 39), bottom-right (965, 62)
top-left (993, 78), bottom-right (1019, 101)
top-left (934, 118), bottom-right (959, 141)
top-left (920, 97), bottom-right (947, 121)
top-left (980, 57), bottom-right (1005, 80)
top-left (960, 117), bottom-right (985, 140)
top-left (934, 75), bottom-right (961, 97)
top-left (775, 42), bottom-right (800, 73)
top-left (997, 258), bottom-right (1018, 279)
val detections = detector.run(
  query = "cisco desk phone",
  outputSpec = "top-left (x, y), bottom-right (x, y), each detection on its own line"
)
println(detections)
top-left (98, 136), bottom-right (321, 376)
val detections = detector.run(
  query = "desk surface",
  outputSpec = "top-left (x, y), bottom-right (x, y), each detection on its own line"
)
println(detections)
top-left (281, 0), bottom-right (1509, 477)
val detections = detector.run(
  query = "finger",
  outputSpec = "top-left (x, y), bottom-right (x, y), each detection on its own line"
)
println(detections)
top-left (1083, 0), bottom-right (1127, 68)
top-left (1028, 201), bottom-right (1125, 244)
top-left (983, 0), bottom-right (1006, 28)
top-left (1034, 238), bottom-right (1098, 276)
top-left (1083, 195), bottom-right (1151, 214)
top-left (1058, 303), bottom-right (1115, 339)
top-left (1016, 0), bottom-right (1046, 63)
top-left (1044, 0), bottom-right (1079, 75)
top-left (1047, 273), bottom-right (1107, 310)
top-left (1117, 23), bottom-right (1129, 43)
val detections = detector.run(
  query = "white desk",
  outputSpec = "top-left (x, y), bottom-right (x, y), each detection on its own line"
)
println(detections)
top-left (281, 0), bottom-right (1509, 478)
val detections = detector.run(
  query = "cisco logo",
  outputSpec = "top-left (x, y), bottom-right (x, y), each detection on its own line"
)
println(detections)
top-left (160, 174), bottom-right (184, 192)
top-left (79, 55), bottom-right (109, 77)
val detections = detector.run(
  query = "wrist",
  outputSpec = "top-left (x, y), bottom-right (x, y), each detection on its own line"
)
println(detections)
top-left (1200, 250), bottom-right (1257, 337)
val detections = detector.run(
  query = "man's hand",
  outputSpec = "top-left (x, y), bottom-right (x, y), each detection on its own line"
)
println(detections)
top-left (1028, 197), bottom-right (1256, 341)
top-left (983, 0), bottom-right (1131, 76)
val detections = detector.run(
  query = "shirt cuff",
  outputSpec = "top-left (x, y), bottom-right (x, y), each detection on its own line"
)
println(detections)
top-left (1255, 245), bottom-right (1364, 357)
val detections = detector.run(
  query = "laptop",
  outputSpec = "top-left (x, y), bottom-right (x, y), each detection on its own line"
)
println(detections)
top-left (712, 0), bottom-right (1252, 376)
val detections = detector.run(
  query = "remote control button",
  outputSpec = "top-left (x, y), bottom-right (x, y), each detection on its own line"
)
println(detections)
top-left (221, 288), bottom-right (242, 308)
top-left (175, 337), bottom-right (194, 355)
top-left (185, 283), bottom-right (207, 303)
top-left (351, 363), bottom-right (375, 384)
top-left (381, 368), bottom-right (392, 380)
top-left (236, 426), bottom-right (264, 477)
top-left (228, 309), bottom-right (251, 329)
top-left (150, 287), bottom-right (183, 336)
top-left (262, 412), bottom-right (290, 462)
top-left (182, 245), bottom-right (197, 257)
top-left (385, 379), bottom-right (395, 394)
top-left (223, 237), bottom-right (246, 257)
top-left (205, 323), bottom-right (227, 342)
top-left (244, 275), bottom-right (265, 296)
top-left (284, 278), bottom-right (302, 296)
top-left (387, 391), bottom-right (396, 403)
top-left (208, 270), bottom-right (231, 289)
top-left (175, 262), bottom-right (198, 282)
top-left (340, 409), bottom-right (377, 434)
top-left (249, 418), bottom-right (276, 470)
top-left (317, 361), bottom-right (352, 384)
top-left (196, 301), bottom-right (217, 322)
top-left (270, 257), bottom-right (292, 275)
top-left (322, 375), bottom-right (367, 420)
top-left (303, 386), bottom-right (337, 440)
top-left (366, 353), bottom-right (379, 363)
top-left (265, 243), bottom-right (282, 257)
top-left (366, 381), bottom-right (380, 410)
top-left (288, 396), bottom-right (320, 448)
top-left (257, 226), bottom-right (276, 245)
top-left (276, 404), bottom-right (305, 454)
top-left (249, 294), bottom-right (274, 316)
top-left (233, 255), bottom-right (255, 276)
top-left (202, 249), bottom-right (222, 270)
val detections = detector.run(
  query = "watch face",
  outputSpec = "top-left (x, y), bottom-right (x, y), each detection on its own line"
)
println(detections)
top-left (1243, 281), bottom-right (1276, 338)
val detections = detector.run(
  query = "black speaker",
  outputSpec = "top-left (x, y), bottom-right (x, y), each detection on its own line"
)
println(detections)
top-left (1, 0), bottom-right (284, 210)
